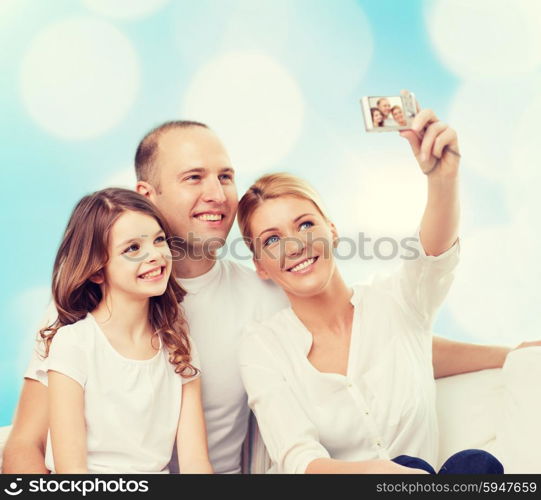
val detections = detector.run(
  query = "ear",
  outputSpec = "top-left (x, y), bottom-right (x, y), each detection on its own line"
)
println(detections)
top-left (329, 220), bottom-right (339, 248)
top-left (135, 181), bottom-right (155, 201)
top-left (253, 257), bottom-right (270, 281)
top-left (89, 269), bottom-right (105, 285)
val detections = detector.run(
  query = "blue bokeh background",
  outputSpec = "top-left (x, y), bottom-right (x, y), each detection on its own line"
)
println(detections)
top-left (1, 0), bottom-right (540, 425)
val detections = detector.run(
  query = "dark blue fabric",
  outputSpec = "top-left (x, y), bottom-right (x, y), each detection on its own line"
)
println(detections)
top-left (392, 449), bottom-right (504, 474)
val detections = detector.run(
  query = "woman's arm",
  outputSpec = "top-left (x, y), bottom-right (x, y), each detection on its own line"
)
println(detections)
top-left (2, 379), bottom-right (49, 473)
top-left (306, 458), bottom-right (428, 474)
top-left (176, 378), bottom-right (213, 474)
top-left (400, 108), bottom-right (460, 256)
top-left (432, 337), bottom-right (541, 379)
top-left (48, 371), bottom-right (87, 473)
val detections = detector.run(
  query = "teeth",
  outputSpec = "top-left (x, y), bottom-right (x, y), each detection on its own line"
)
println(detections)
top-left (196, 214), bottom-right (222, 221)
top-left (290, 257), bottom-right (315, 272)
top-left (140, 268), bottom-right (161, 279)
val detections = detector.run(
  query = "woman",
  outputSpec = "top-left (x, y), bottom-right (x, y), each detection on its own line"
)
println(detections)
top-left (237, 109), bottom-right (503, 474)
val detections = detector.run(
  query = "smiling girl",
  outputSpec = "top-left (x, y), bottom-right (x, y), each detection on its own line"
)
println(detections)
top-left (38, 188), bottom-right (212, 474)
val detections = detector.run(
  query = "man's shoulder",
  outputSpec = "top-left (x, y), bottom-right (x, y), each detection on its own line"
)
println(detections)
top-left (219, 260), bottom-right (284, 295)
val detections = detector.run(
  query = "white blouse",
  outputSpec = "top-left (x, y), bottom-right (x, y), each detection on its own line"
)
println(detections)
top-left (239, 234), bottom-right (459, 474)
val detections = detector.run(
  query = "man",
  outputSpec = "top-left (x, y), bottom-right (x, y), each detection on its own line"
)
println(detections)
top-left (377, 97), bottom-right (397, 126)
top-left (2, 120), bottom-right (529, 474)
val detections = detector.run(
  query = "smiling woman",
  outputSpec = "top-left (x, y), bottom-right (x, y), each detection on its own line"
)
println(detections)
top-left (236, 159), bottom-right (500, 474)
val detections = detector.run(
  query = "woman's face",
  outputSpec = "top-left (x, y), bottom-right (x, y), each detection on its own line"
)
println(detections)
top-left (372, 109), bottom-right (383, 125)
top-left (392, 107), bottom-right (406, 125)
top-left (101, 211), bottom-right (172, 300)
top-left (249, 196), bottom-right (338, 298)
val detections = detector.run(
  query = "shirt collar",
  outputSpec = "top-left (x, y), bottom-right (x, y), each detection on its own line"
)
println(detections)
top-left (177, 260), bottom-right (221, 294)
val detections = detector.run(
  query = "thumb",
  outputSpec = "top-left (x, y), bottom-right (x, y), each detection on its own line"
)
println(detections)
top-left (399, 129), bottom-right (421, 156)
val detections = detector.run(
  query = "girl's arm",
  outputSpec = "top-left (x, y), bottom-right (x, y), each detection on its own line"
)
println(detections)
top-left (176, 378), bottom-right (213, 474)
top-left (400, 108), bottom-right (460, 257)
top-left (48, 371), bottom-right (88, 473)
top-left (306, 458), bottom-right (428, 474)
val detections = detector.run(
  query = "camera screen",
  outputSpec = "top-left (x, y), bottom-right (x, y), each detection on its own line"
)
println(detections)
top-left (367, 96), bottom-right (414, 129)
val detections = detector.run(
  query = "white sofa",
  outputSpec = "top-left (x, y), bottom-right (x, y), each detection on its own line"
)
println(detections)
top-left (1, 347), bottom-right (540, 473)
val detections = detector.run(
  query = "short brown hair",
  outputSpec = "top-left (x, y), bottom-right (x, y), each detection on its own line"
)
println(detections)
top-left (237, 173), bottom-right (330, 252)
top-left (134, 120), bottom-right (209, 190)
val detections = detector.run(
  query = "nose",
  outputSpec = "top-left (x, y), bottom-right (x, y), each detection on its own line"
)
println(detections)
top-left (280, 234), bottom-right (305, 269)
top-left (202, 177), bottom-right (227, 204)
top-left (144, 242), bottom-right (163, 264)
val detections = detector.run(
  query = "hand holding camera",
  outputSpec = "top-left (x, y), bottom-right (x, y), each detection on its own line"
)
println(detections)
top-left (361, 90), bottom-right (460, 177)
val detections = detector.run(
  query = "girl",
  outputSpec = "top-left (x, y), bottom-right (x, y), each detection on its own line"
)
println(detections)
top-left (370, 107), bottom-right (384, 127)
top-left (39, 188), bottom-right (212, 474)
top-left (237, 109), bottom-right (503, 474)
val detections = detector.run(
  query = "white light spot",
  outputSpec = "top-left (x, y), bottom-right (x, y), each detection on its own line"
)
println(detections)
top-left (183, 52), bottom-right (304, 175)
top-left (82, 0), bottom-right (170, 20)
top-left (332, 150), bottom-right (426, 239)
top-left (101, 168), bottom-right (137, 190)
top-left (446, 223), bottom-right (541, 345)
top-left (427, 0), bottom-right (541, 80)
top-left (20, 17), bottom-right (140, 140)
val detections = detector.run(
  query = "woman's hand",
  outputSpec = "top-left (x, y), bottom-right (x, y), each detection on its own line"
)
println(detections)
top-left (399, 92), bottom-right (460, 178)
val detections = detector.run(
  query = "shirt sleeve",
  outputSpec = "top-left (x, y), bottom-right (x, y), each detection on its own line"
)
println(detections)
top-left (181, 335), bottom-right (201, 385)
top-left (45, 325), bottom-right (87, 388)
top-left (24, 301), bottom-right (58, 383)
top-left (239, 330), bottom-right (331, 474)
top-left (388, 228), bottom-right (460, 331)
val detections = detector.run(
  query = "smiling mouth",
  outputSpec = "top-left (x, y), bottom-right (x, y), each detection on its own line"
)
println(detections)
top-left (138, 266), bottom-right (165, 280)
top-left (193, 213), bottom-right (225, 222)
top-left (287, 256), bottom-right (319, 273)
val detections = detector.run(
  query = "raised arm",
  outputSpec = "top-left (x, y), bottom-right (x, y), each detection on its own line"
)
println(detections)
top-left (400, 107), bottom-right (460, 256)
top-left (176, 378), bottom-right (213, 474)
top-left (2, 379), bottom-right (49, 473)
top-left (48, 371), bottom-right (87, 473)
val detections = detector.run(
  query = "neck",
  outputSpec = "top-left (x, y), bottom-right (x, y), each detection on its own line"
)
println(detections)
top-left (287, 269), bottom-right (353, 334)
top-left (172, 253), bottom-right (216, 279)
top-left (92, 290), bottom-right (150, 341)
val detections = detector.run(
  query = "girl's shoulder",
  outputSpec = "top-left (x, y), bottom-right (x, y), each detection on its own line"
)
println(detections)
top-left (51, 314), bottom-right (97, 346)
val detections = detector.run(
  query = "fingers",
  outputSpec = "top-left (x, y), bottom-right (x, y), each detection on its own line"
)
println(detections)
top-left (411, 109), bottom-right (438, 134)
top-left (420, 121), bottom-right (447, 161)
top-left (433, 127), bottom-right (458, 159)
top-left (399, 129), bottom-right (422, 156)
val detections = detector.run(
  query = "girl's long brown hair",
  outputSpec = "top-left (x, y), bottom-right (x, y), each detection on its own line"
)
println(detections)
top-left (40, 188), bottom-right (198, 379)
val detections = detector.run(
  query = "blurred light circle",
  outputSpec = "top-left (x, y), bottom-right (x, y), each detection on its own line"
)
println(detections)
top-left (20, 17), bottom-right (139, 140)
top-left (427, 0), bottom-right (541, 80)
top-left (82, 0), bottom-right (170, 19)
top-left (446, 223), bottom-right (541, 344)
top-left (183, 51), bottom-right (304, 174)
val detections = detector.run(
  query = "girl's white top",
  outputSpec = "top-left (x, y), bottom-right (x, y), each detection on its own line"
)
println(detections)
top-left (239, 234), bottom-right (459, 474)
top-left (37, 313), bottom-right (199, 474)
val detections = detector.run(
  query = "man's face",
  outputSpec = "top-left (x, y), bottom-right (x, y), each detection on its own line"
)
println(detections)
top-left (378, 98), bottom-right (391, 117)
top-left (146, 127), bottom-right (238, 254)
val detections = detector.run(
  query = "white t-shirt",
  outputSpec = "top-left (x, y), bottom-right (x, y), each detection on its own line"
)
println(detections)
top-left (36, 313), bottom-right (199, 474)
top-left (176, 260), bottom-right (288, 473)
top-left (26, 259), bottom-right (288, 474)
top-left (239, 236), bottom-right (459, 474)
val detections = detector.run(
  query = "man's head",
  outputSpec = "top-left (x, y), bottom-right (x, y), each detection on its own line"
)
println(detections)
top-left (376, 98), bottom-right (391, 118)
top-left (135, 121), bottom-right (238, 256)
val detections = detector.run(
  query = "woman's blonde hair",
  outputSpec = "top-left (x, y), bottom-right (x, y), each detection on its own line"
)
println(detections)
top-left (237, 173), bottom-right (330, 252)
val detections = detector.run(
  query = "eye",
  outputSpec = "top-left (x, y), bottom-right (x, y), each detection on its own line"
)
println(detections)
top-left (123, 242), bottom-right (140, 254)
top-left (264, 235), bottom-right (280, 247)
top-left (154, 235), bottom-right (166, 244)
top-left (185, 175), bottom-right (201, 182)
top-left (219, 174), bottom-right (233, 182)
top-left (299, 221), bottom-right (314, 231)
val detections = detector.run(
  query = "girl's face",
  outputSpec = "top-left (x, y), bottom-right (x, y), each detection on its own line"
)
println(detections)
top-left (101, 211), bottom-right (172, 299)
top-left (373, 110), bottom-right (383, 125)
top-left (249, 196), bottom-right (338, 299)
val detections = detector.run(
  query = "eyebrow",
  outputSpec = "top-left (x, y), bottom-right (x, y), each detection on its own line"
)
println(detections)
top-left (116, 228), bottom-right (165, 248)
top-left (176, 167), bottom-right (235, 180)
top-left (257, 213), bottom-right (315, 238)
